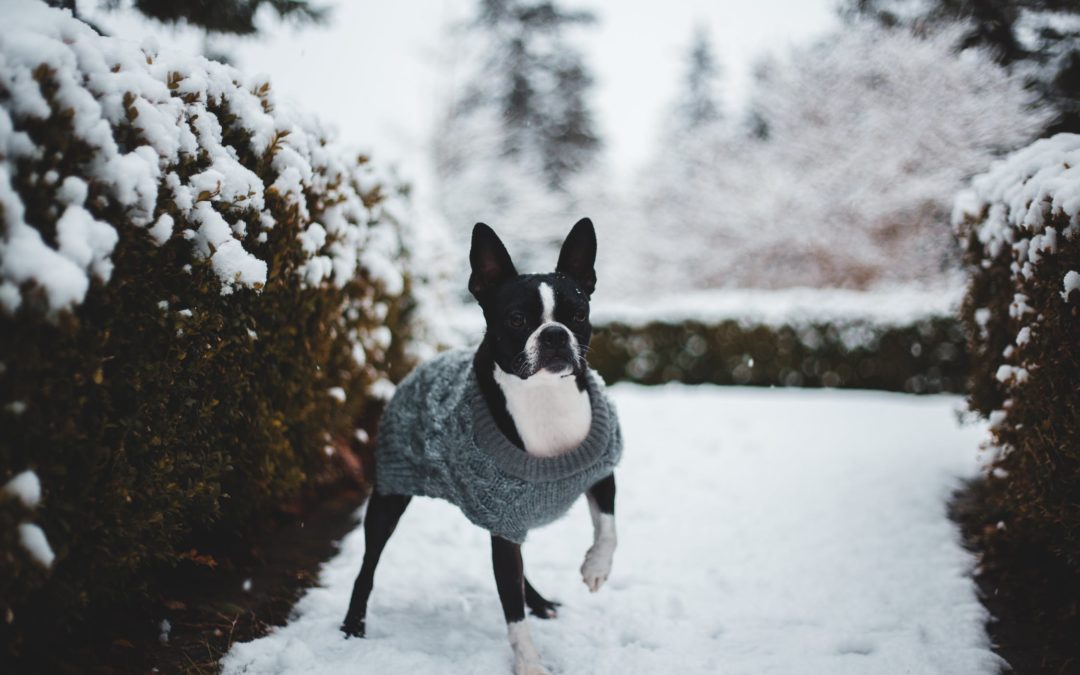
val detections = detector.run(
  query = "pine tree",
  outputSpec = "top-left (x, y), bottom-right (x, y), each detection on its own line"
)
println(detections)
top-left (433, 0), bottom-right (604, 274)
top-left (630, 26), bottom-right (731, 295)
top-left (469, 0), bottom-right (602, 191)
top-left (671, 27), bottom-right (723, 135)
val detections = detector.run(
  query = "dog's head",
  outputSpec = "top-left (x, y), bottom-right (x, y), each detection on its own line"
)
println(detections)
top-left (469, 218), bottom-right (597, 380)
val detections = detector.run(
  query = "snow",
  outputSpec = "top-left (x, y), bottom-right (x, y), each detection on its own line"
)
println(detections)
top-left (953, 133), bottom-right (1080, 404)
top-left (222, 385), bottom-right (997, 675)
top-left (55, 205), bottom-right (120, 283)
top-left (1063, 270), bottom-right (1080, 301)
top-left (210, 240), bottom-right (268, 294)
top-left (1015, 326), bottom-right (1032, 347)
top-left (148, 214), bottom-right (174, 246)
top-left (592, 285), bottom-right (964, 328)
top-left (954, 134), bottom-right (1080, 261)
top-left (1, 0), bottom-right (413, 315)
top-left (995, 365), bottom-right (1029, 385)
top-left (3, 470), bottom-right (41, 508)
top-left (368, 378), bottom-right (397, 402)
top-left (18, 522), bottom-right (55, 568)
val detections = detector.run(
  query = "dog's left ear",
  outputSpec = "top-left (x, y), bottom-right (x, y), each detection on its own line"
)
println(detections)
top-left (556, 217), bottom-right (597, 297)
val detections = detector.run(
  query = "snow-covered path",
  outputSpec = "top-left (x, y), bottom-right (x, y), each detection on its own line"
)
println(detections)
top-left (222, 385), bottom-right (1001, 675)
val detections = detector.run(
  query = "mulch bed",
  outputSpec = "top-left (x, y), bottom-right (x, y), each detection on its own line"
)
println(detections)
top-left (951, 480), bottom-right (1080, 675)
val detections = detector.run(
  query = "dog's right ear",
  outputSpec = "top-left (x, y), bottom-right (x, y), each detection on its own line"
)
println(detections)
top-left (469, 223), bottom-right (517, 301)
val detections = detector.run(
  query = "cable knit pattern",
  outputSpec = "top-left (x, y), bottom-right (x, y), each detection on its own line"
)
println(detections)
top-left (375, 349), bottom-right (622, 543)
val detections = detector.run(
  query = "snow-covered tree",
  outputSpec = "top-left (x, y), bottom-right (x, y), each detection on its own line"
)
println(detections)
top-left (627, 23), bottom-right (1049, 293)
top-left (432, 0), bottom-right (605, 274)
top-left (844, 0), bottom-right (1080, 134)
top-left (670, 26), bottom-right (723, 136)
top-left (623, 27), bottom-right (733, 294)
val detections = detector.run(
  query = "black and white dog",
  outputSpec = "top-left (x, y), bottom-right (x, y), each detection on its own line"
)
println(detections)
top-left (342, 218), bottom-right (617, 675)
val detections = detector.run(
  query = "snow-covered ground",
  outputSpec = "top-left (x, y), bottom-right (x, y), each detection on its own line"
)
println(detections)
top-left (221, 385), bottom-right (1001, 675)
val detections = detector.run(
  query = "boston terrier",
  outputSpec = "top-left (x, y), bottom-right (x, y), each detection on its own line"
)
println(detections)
top-left (341, 218), bottom-right (620, 675)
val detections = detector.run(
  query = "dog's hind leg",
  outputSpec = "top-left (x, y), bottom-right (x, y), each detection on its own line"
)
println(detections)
top-left (524, 575), bottom-right (560, 619)
top-left (492, 535), bottom-right (551, 675)
top-left (341, 492), bottom-right (411, 638)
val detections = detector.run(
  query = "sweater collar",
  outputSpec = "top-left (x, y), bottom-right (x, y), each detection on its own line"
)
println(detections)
top-left (468, 366), bottom-right (613, 482)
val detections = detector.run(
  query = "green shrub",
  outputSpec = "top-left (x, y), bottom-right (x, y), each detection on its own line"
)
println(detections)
top-left (589, 316), bottom-right (967, 393)
top-left (0, 3), bottom-right (420, 651)
top-left (954, 133), bottom-right (1080, 573)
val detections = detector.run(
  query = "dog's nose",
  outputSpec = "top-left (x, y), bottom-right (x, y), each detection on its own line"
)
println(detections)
top-left (539, 325), bottom-right (569, 347)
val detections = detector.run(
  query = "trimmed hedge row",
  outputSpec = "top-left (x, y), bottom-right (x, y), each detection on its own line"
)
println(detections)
top-left (954, 133), bottom-right (1080, 574)
top-left (0, 4), bottom-right (420, 655)
top-left (589, 317), bottom-right (967, 393)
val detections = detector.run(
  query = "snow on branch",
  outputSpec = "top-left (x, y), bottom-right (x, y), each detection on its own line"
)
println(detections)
top-left (0, 0), bottom-right (406, 315)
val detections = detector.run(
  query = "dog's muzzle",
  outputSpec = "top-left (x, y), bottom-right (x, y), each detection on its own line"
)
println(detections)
top-left (535, 325), bottom-right (577, 373)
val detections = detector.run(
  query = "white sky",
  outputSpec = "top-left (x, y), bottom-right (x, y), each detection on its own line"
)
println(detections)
top-left (88, 0), bottom-right (840, 187)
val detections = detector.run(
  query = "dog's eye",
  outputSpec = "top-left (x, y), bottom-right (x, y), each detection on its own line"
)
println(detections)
top-left (508, 312), bottom-right (526, 329)
top-left (572, 308), bottom-right (588, 323)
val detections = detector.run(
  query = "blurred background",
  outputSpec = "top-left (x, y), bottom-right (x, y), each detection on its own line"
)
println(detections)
top-left (66, 0), bottom-right (1078, 398)
top-left (75, 0), bottom-right (1077, 296)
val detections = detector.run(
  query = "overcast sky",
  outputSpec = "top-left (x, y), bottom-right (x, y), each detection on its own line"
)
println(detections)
top-left (90, 0), bottom-right (841, 187)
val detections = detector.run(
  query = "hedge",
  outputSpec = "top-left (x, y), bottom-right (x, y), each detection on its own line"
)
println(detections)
top-left (586, 291), bottom-right (967, 393)
top-left (0, 2), bottom-right (421, 654)
top-left (953, 133), bottom-right (1080, 574)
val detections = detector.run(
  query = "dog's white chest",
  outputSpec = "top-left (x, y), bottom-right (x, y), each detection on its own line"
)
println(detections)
top-left (493, 367), bottom-right (592, 457)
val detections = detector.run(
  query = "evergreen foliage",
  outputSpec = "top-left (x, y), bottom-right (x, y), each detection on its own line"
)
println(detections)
top-left (0, 3), bottom-right (418, 655)
top-left (589, 317), bottom-right (966, 393)
top-left (954, 133), bottom-right (1080, 579)
top-left (671, 27), bottom-right (723, 136)
top-left (470, 0), bottom-right (601, 191)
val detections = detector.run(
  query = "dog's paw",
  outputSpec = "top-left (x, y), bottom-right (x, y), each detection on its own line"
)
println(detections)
top-left (528, 598), bottom-right (560, 620)
top-left (514, 656), bottom-right (552, 675)
top-left (340, 616), bottom-right (366, 638)
top-left (580, 539), bottom-right (615, 593)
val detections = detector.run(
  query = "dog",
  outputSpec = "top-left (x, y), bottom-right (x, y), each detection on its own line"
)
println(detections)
top-left (341, 218), bottom-right (622, 675)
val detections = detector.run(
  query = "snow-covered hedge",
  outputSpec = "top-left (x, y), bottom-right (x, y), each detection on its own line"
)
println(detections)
top-left (0, 1), bottom-right (420, 642)
top-left (586, 288), bottom-right (967, 393)
top-left (954, 133), bottom-right (1080, 573)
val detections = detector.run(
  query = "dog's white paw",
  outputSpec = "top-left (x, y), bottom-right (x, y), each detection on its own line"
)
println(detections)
top-left (508, 620), bottom-right (549, 675)
top-left (580, 538), bottom-right (615, 592)
top-left (513, 655), bottom-right (552, 675)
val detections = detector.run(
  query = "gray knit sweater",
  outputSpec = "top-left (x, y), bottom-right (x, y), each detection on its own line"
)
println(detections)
top-left (375, 349), bottom-right (622, 543)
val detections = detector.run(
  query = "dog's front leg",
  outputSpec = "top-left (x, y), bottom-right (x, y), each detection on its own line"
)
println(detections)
top-left (581, 473), bottom-right (616, 592)
top-left (491, 535), bottom-right (551, 675)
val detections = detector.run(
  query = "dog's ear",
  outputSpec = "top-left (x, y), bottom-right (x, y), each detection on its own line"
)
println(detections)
top-left (556, 217), bottom-right (597, 297)
top-left (469, 223), bottom-right (517, 300)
